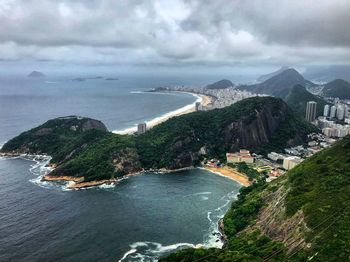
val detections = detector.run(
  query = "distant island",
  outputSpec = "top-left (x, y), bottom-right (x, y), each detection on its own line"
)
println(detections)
top-left (105, 77), bottom-right (119, 81)
top-left (27, 71), bottom-right (45, 77)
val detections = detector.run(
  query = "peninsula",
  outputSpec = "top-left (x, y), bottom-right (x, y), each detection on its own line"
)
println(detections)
top-left (0, 97), bottom-right (315, 188)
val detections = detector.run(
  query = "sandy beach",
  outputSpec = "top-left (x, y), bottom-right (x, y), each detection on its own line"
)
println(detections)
top-left (113, 92), bottom-right (213, 135)
top-left (203, 166), bottom-right (251, 187)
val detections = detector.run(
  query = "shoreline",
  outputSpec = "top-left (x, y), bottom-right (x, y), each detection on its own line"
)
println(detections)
top-left (202, 166), bottom-right (251, 187)
top-left (112, 91), bottom-right (213, 135)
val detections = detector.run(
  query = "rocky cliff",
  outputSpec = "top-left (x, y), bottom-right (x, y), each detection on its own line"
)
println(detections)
top-left (136, 97), bottom-right (317, 169)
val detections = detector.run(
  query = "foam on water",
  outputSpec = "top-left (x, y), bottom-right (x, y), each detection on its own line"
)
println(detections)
top-left (118, 189), bottom-right (238, 261)
top-left (118, 242), bottom-right (202, 262)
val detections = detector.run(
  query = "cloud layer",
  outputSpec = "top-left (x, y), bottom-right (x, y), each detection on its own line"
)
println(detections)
top-left (0, 0), bottom-right (349, 68)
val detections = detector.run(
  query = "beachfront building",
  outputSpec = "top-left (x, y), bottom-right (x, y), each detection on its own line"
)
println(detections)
top-left (195, 102), bottom-right (202, 111)
top-left (137, 123), bottom-right (147, 134)
top-left (283, 156), bottom-right (303, 170)
top-left (226, 149), bottom-right (254, 164)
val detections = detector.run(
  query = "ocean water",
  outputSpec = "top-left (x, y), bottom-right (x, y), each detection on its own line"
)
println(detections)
top-left (0, 75), bottom-right (241, 261)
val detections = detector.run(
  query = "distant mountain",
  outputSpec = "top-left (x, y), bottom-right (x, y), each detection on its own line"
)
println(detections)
top-left (322, 79), bottom-right (350, 99)
top-left (249, 68), bottom-right (316, 98)
top-left (27, 71), bottom-right (45, 77)
top-left (284, 85), bottom-right (327, 118)
top-left (303, 65), bottom-right (350, 82)
top-left (206, 79), bottom-right (234, 89)
top-left (257, 66), bottom-right (290, 82)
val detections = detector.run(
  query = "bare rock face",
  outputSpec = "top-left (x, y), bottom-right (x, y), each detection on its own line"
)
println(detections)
top-left (224, 102), bottom-right (288, 150)
top-left (243, 178), bottom-right (311, 253)
top-left (112, 148), bottom-right (142, 174)
top-left (163, 100), bottom-right (307, 169)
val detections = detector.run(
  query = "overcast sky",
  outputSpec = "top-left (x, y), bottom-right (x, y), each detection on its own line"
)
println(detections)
top-left (0, 0), bottom-right (349, 75)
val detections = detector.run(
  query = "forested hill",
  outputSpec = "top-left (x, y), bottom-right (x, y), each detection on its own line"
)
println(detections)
top-left (322, 79), bottom-right (350, 99)
top-left (136, 97), bottom-right (317, 169)
top-left (161, 135), bottom-right (350, 262)
top-left (284, 84), bottom-right (327, 118)
top-left (1, 97), bottom-right (316, 182)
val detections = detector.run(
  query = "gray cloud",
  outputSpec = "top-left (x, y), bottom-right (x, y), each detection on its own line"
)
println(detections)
top-left (0, 0), bottom-right (349, 68)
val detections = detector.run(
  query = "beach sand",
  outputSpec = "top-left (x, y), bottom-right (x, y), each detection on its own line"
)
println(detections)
top-left (113, 92), bottom-right (213, 135)
top-left (204, 166), bottom-right (251, 187)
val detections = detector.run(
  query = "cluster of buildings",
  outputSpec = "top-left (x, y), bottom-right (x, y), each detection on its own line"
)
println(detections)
top-left (318, 101), bottom-right (350, 138)
top-left (304, 99), bottom-right (350, 138)
top-left (157, 85), bottom-right (264, 111)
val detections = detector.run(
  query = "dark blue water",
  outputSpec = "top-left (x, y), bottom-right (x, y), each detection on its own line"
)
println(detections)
top-left (0, 76), bottom-right (196, 142)
top-left (0, 75), bottom-right (241, 261)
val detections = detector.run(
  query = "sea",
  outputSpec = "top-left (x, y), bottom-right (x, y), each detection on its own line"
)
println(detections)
top-left (0, 74), bottom-right (242, 262)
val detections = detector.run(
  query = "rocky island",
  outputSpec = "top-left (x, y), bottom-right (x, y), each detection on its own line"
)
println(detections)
top-left (0, 97), bottom-right (316, 188)
top-left (27, 71), bottom-right (45, 77)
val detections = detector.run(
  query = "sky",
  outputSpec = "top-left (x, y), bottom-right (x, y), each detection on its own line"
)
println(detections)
top-left (0, 0), bottom-right (349, 76)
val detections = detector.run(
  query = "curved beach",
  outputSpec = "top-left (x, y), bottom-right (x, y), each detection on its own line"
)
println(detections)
top-left (113, 92), bottom-right (212, 135)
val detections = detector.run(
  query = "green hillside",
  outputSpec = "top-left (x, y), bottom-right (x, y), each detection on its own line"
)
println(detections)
top-left (284, 84), bottom-right (327, 118)
top-left (1, 97), bottom-right (316, 182)
top-left (161, 136), bottom-right (350, 262)
top-left (323, 79), bottom-right (350, 99)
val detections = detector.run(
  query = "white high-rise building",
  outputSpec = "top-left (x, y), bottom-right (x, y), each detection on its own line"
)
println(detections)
top-left (330, 105), bottom-right (337, 118)
top-left (323, 104), bottom-right (330, 117)
top-left (305, 101), bottom-right (317, 122)
top-left (137, 123), bottom-right (147, 134)
top-left (337, 106), bottom-right (345, 120)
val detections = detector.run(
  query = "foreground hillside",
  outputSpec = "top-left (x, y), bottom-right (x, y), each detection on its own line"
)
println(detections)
top-left (1, 97), bottom-right (316, 183)
top-left (161, 136), bottom-right (350, 261)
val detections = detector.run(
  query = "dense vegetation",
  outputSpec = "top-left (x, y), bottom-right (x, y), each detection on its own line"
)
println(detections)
top-left (136, 97), bottom-right (315, 168)
top-left (1, 117), bottom-right (107, 164)
top-left (1, 97), bottom-right (315, 181)
top-left (285, 135), bottom-right (350, 261)
top-left (161, 136), bottom-right (350, 261)
top-left (228, 162), bottom-right (260, 181)
top-left (284, 84), bottom-right (327, 118)
top-left (51, 133), bottom-right (140, 181)
top-left (323, 79), bottom-right (350, 99)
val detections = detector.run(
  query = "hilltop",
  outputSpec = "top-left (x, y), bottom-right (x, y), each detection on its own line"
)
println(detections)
top-left (248, 68), bottom-right (316, 98)
top-left (161, 135), bottom-right (350, 261)
top-left (0, 97), bottom-right (316, 185)
top-left (27, 71), bottom-right (45, 77)
top-left (284, 85), bottom-right (327, 118)
top-left (206, 79), bottom-right (234, 89)
top-left (322, 79), bottom-right (350, 99)
top-left (257, 66), bottom-right (290, 82)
